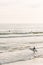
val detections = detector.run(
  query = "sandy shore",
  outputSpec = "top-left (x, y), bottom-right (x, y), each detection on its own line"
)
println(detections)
top-left (3, 58), bottom-right (43, 65)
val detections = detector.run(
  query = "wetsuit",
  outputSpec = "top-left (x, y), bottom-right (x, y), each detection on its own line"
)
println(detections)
top-left (33, 47), bottom-right (37, 53)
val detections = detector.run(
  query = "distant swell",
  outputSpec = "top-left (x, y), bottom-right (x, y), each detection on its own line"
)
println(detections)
top-left (0, 34), bottom-right (43, 38)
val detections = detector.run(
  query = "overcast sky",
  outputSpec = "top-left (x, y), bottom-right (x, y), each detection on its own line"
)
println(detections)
top-left (0, 0), bottom-right (43, 8)
top-left (0, 0), bottom-right (43, 24)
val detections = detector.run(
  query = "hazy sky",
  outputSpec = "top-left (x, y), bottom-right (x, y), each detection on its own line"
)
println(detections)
top-left (0, 0), bottom-right (43, 24)
top-left (0, 0), bottom-right (43, 8)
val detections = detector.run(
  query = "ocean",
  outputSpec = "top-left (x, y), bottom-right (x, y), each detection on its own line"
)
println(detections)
top-left (0, 24), bottom-right (43, 64)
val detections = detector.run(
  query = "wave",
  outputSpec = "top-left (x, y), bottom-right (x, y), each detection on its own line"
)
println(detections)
top-left (0, 34), bottom-right (43, 38)
top-left (0, 48), bottom-right (43, 65)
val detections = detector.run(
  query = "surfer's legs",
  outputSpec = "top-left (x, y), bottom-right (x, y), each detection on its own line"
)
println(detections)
top-left (33, 50), bottom-right (37, 58)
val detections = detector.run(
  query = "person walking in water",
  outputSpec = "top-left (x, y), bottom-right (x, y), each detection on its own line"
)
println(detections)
top-left (33, 46), bottom-right (37, 57)
top-left (33, 46), bottom-right (36, 53)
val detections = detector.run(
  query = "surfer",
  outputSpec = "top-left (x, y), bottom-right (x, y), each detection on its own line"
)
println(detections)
top-left (33, 46), bottom-right (37, 53)
top-left (33, 46), bottom-right (37, 57)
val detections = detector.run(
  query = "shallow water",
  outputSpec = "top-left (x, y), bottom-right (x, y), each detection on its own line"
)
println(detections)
top-left (0, 35), bottom-right (43, 65)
